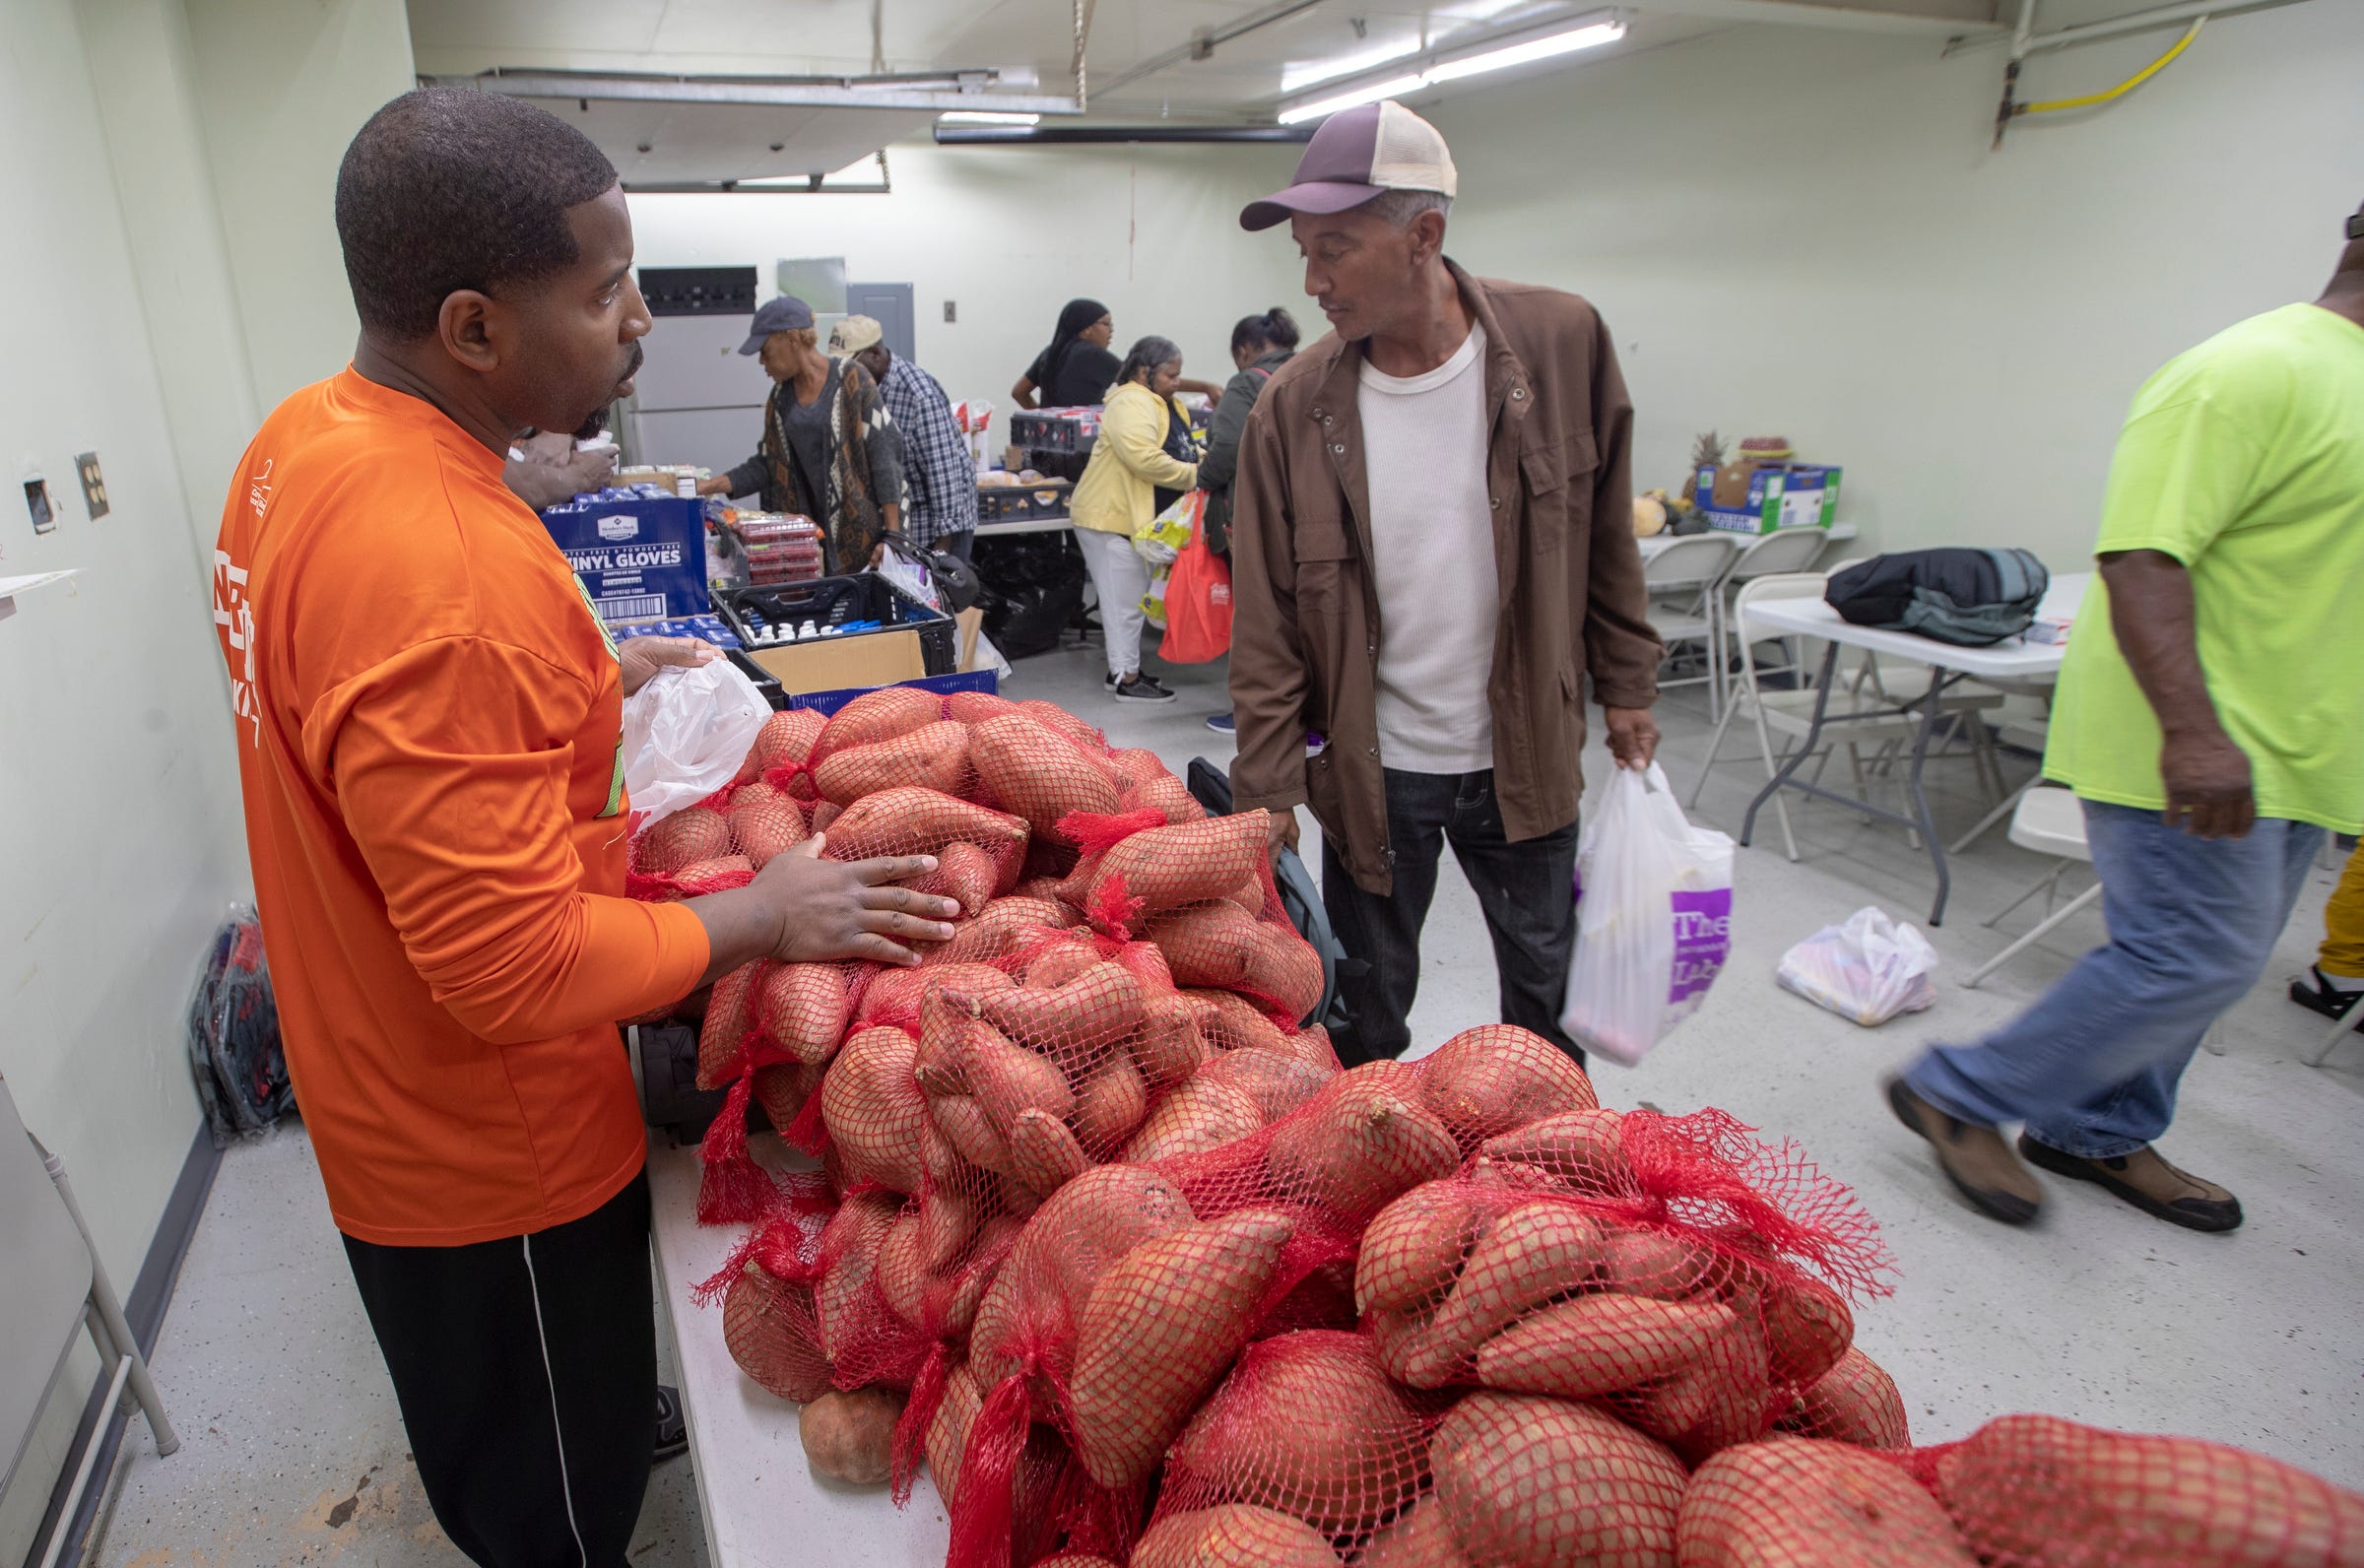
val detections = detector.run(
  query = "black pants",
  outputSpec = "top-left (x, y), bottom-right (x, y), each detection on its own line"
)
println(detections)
top-left (1322, 768), bottom-right (1583, 1069)
top-left (343, 1171), bottom-right (656, 1568)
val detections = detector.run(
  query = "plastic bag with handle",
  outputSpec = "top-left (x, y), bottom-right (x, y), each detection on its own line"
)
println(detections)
top-left (620, 656), bottom-right (772, 832)
top-left (1558, 763), bottom-right (1736, 1066)
top-left (1776, 906), bottom-right (1938, 1025)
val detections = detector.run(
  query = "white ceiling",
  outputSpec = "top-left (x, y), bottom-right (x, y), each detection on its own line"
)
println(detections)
top-left (408, 0), bottom-right (1997, 122)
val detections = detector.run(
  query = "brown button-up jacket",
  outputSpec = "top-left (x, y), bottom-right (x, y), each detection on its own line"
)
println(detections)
top-left (1226, 261), bottom-right (1663, 897)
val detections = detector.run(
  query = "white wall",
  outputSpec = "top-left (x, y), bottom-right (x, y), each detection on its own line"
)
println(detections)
top-left (181, 0), bottom-right (417, 412)
top-left (0, 0), bottom-right (257, 1556)
top-left (625, 138), bottom-right (1309, 422)
top-left (1424, 0), bottom-right (2364, 561)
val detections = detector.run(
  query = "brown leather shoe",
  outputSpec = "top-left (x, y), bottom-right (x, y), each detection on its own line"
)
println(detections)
top-left (2016, 1138), bottom-right (2243, 1233)
top-left (1885, 1078), bottom-right (2044, 1224)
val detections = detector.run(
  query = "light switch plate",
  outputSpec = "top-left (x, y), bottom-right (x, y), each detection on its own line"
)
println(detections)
top-left (24, 477), bottom-right (55, 535)
top-left (75, 452), bottom-right (107, 519)
top-left (943, 300), bottom-right (957, 323)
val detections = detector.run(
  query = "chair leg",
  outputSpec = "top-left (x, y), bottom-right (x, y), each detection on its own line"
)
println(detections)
top-left (1985, 861), bottom-right (2067, 930)
top-left (1951, 776), bottom-right (2036, 855)
top-left (2309, 1007), bottom-right (2357, 1068)
top-left (1964, 881), bottom-right (2103, 989)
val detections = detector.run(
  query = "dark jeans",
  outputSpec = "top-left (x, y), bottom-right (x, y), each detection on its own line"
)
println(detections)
top-left (1322, 767), bottom-right (1583, 1068)
top-left (935, 529), bottom-right (975, 563)
top-left (343, 1170), bottom-right (656, 1568)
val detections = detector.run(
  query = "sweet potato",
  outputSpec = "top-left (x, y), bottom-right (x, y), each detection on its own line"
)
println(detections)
top-left (636, 806), bottom-right (730, 873)
top-left (723, 1261), bottom-right (831, 1403)
top-left (1416, 1024), bottom-right (1598, 1145)
top-left (809, 800), bottom-right (842, 833)
top-left (917, 1182), bottom-right (979, 1274)
top-left (1266, 1063), bottom-right (1461, 1219)
top-left (1478, 1108), bottom-right (1628, 1196)
top-left (1076, 1055), bottom-right (1150, 1150)
top-left (972, 962), bottom-right (1147, 1067)
top-left (816, 719), bottom-right (972, 807)
top-left (1021, 935), bottom-right (1102, 990)
top-left (1170, 1330), bottom-right (1427, 1535)
top-left (926, 1358), bottom-right (984, 1500)
top-left (967, 1166), bottom-right (1197, 1411)
top-left (800, 1387), bottom-right (905, 1486)
top-left (751, 1060), bottom-right (823, 1131)
top-left (876, 1209), bottom-right (934, 1326)
top-left (726, 781), bottom-right (810, 867)
top-left (1084, 812), bottom-right (1271, 924)
top-left (1358, 1500), bottom-right (1477, 1568)
top-left (963, 1020), bottom-right (1077, 1129)
top-left (1133, 1506), bottom-right (1341, 1568)
top-left (1430, 1392), bottom-right (1685, 1568)
top-left (1680, 1435), bottom-right (1976, 1567)
top-left (1762, 1276), bottom-right (1853, 1388)
top-left (915, 838), bottom-right (1001, 917)
top-left (1035, 1558), bottom-right (1121, 1568)
top-left (1777, 1346), bottom-right (1910, 1450)
top-left (1386, 1202), bottom-right (1607, 1389)
top-left (1356, 1182), bottom-right (1490, 1317)
top-left (1152, 902), bottom-right (1266, 991)
top-left (812, 685), bottom-right (942, 760)
top-left (1009, 1107), bottom-right (1092, 1198)
top-left (1121, 768), bottom-right (1212, 825)
top-left (1015, 698), bottom-right (1105, 752)
top-left (1070, 1207), bottom-right (1297, 1488)
top-left (970, 713), bottom-right (1125, 840)
top-left (929, 1214), bottom-right (1019, 1341)
top-left (1935, 1413), bottom-right (2364, 1568)
top-left (822, 786), bottom-right (1027, 862)
top-left (758, 963), bottom-right (855, 1065)
top-left (1121, 1071), bottom-right (1266, 1162)
top-left (1202, 1045), bottom-right (1333, 1125)
top-left (1477, 1292), bottom-right (1738, 1400)
top-left (816, 1190), bottom-right (900, 1365)
top-left (1106, 747), bottom-right (1168, 783)
top-left (1620, 1298), bottom-right (1775, 1464)
top-left (927, 895), bottom-right (1069, 966)
top-left (1134, 992), bottom-right (1214, 1087)
top-left (697, 962), bottom-right (764, 1089)
top-left (859, 961), bottom-right (1012, 1030)
top-left (1243, 925), bottom-right (1327, 1023)
top-left (1600, 1225), bottom-right (1728, 1303)
top-left (820, 1025), bottom-right (931, 1193)
top-left (931, 1090), bottom-right (1013, 1176)
top-left (945, 689), bottom-right (1020, 725)
top-left (670, 854), bottom-right (755, 890)
top-left (749, 707), bottom-right (825, 784)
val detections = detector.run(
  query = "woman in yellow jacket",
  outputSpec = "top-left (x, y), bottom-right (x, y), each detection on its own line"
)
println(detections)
top-left (1071, 335), bottom-right (1199, 703)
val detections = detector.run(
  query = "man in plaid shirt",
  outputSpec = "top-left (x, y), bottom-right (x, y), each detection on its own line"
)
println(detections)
top-left (833, 315), bottom-right (981, 560)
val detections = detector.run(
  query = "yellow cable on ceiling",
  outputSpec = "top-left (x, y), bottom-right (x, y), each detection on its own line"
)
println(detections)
top-left (2018, 16), bottom-right (2205, 115)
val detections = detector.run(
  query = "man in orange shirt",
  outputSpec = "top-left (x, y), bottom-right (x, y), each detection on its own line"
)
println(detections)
top-left (213, 89), bottom-right (961, 1567)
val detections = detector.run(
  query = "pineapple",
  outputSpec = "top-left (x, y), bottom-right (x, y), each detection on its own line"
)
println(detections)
top-left (1683, 430), bottom-right (1726, 504)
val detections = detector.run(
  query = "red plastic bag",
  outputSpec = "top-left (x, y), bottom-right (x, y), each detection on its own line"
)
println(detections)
top-left (1159, 519), bottom-right (1233, 665)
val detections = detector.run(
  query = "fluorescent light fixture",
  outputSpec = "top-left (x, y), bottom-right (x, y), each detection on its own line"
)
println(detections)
top-left (938, 109), bottom-right (1041, 125)
top-left (1280, 41), bottom-right (1421, 94)
top-left (1422, 19), bottom-right (1625, 81)
top-left (1277, 12), bottom-right (1624, 122)
top-left (1277, 73), bottom-right (1426, 125)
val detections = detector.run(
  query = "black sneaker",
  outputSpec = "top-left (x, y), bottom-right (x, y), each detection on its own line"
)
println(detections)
top-left (655, 1384), bottom-right (689, 1462)
top-left (1112, 674), bottom-right (1177, 704)
top-left (2289, 965), bottom-right (2364, 1027)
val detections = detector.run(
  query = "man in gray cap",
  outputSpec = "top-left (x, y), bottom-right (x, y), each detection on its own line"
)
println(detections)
top-left (1225, 99), bottom-right (1663, 1068)
top-left (699, 295), bottom-right (902, 572)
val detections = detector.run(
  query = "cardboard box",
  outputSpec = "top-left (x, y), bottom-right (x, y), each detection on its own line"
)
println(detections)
top-left (745, 628), bottom-right (931, 694)
top-left (1695, 462), bottom-right (1841, 535)
top-left (541, 492), bottom-right (707, 624)
top-left (714, 573), bottom-right (957, 697)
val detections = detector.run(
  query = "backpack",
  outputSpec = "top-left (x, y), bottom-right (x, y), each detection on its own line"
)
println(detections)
top-left (1824, 549), bottom-right (2049, 647)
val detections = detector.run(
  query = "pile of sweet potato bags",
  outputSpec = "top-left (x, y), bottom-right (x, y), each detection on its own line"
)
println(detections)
top-left (628, 686), bottom-right (2364, 1568)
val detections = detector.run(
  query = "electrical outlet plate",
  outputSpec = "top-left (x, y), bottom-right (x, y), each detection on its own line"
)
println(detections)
top-left (75, 452), bottom-right (107, 519)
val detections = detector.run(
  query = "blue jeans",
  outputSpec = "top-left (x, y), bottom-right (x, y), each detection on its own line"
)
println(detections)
top-left (1905, 801), bottom-right (2322, 1158)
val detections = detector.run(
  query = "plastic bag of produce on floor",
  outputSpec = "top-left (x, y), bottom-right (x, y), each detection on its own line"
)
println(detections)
top-left (1777, 906), bottom-right (1937, 1026)
top-left (1557, 763), bottom-right (1735, 1066)
top-left (620, 654), bottom-right (772, 832)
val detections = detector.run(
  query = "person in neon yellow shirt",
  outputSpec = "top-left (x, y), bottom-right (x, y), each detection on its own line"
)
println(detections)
top-left (1888, 201), bottom-right (2364, 1234)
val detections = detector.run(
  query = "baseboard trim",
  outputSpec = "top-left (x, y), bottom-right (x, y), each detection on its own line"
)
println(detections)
top-left (21, 1125), bottom-right (222, 1568)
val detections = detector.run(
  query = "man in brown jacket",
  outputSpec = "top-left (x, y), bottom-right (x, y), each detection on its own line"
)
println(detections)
top-left (1229, 100), bottom-right (1663, 1067)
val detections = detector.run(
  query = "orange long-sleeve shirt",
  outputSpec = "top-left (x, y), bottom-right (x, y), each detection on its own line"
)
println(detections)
top-left (214, 368), bottom-right (709, 1245)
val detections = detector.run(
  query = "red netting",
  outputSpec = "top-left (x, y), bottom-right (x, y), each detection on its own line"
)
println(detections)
top-left (1778, 1344), bottom-right (1910, 1450)
top-left (1681, 1432), bottom-right (1973, 1566)
top-left (812, 685), bottom-right (948, 762)
top-left (1929, 1413), bottom-right (2364, 1568)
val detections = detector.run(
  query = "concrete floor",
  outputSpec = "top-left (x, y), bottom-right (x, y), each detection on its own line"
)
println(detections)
top-left (87, 634), bottom-right (2364, 1567)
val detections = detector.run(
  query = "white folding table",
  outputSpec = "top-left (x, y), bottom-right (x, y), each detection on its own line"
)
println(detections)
top-left (647, 1135), bottom-right (952, 1568)
top-left (1738, 572), bottom-right (2088, 926)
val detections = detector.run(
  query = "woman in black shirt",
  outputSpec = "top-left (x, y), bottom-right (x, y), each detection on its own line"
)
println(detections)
top-left (1012, 297), bottom-right (1121, 411)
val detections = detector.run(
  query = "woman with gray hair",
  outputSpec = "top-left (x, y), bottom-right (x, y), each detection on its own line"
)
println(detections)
top-left (1069, 334), bottom-right (1199, 703)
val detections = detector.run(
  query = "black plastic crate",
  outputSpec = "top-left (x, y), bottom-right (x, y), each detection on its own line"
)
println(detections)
top-left (976, 480), bottom-right (1072, 522)
top-left (725, 648), bottom-right (785, 708)
top-left (714, 571), bottom-right (957, 678)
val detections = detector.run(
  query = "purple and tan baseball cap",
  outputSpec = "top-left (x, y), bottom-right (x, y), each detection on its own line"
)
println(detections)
top-left (1239, 99), bottom-right (1458, 231)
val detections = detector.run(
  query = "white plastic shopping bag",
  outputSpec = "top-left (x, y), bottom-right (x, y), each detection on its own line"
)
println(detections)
top-left (620, 655), bottom-right (772, 832)
top-left (1776, 907), bottom-right (1938, 1026)
top-left (1558, 763), bottom-right (1737, 1066)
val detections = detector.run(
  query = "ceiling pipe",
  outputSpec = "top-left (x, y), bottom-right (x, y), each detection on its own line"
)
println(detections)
top-left (933, 124), bottom-right (1314, 145)
top-left (421, 68), bottom-right (1082, 116)
top-left (1090, 0), bottom-right (1331, 98)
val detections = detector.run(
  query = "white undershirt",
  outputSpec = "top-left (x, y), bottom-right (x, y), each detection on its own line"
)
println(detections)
top-left (1357, 322), bottom-right (1498, 775)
